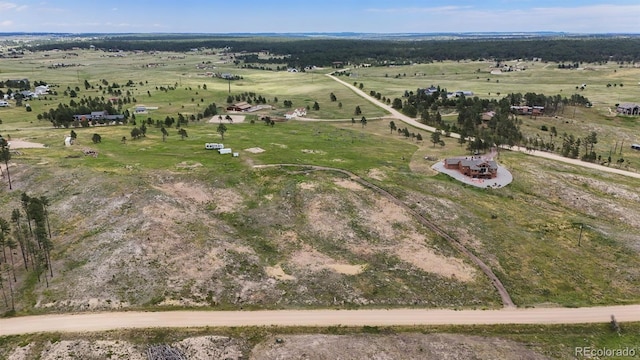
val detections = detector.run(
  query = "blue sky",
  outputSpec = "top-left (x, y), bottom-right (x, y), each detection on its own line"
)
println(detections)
top-left (1, 1), bottom-right (639, 34)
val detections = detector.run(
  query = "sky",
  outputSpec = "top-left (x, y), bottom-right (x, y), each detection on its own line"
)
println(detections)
top-left (1, 0), bottom-right (639, 34)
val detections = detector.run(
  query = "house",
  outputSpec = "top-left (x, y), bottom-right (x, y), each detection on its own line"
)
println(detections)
top-left (34, 85), bottom-right (49, 95)
top-left (510, 106), bottom-right (544, 116)
top-left (421, 86), bottom-right (439, 95)
top-left (18, 90), bottom-right (35, 99)
top-left (531, 106), bottom-right (545, 116)
top-left (0, 100), bottom-right (8, 107)
top-left (617, 103), bottom-right (640, 115)
top-left (91, 111), bottom-right (108, 119)
top-left (444, 158), bottom-right (498, 179)
top-left (134, 106), bottom-right (147, 114)
top-left (226, 102), bottom-right (252, 112)
top-left (481, 111), bottom-right (496, 122)
top-left (285, 107), bottom-right (307, 119)
top-left (73, 110), bottom-right (125, 122)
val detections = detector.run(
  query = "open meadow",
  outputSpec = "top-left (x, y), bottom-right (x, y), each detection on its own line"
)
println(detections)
top-left (1, 44), bottom-right (639, 359)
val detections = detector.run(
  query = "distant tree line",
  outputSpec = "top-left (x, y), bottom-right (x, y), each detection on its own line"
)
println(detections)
top-left (29, 38), bottom-right (640, 66)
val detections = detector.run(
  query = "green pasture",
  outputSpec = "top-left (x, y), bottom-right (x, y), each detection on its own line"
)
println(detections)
top-left (350, 60), bottom-right (640, 106)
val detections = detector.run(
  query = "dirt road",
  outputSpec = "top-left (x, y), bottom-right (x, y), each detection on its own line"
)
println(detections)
top-left (2, 305), bottom-right (639, 336)
top-left (327, 73), bottom-right (640, 180)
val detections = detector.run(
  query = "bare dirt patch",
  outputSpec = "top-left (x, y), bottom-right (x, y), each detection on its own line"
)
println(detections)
top-left (6, 334), bottom-right (547, 360)
top-left (301, 149), bottom-right (327, 155)
top-left (10, 336), bottom-right (245, 360)
top-left (154, 181), bottom-right (213, 203)
top-left (251, 334), bottom-right (549, 360)
top-left (367, 168), bottom-right (387, 180)
top-left (325, 263), bottom-right (366, 275)
top-left (298, 182), bottom-right (317, 190)
top-left (333, 178), bottom-right (364, 191)
top-left (265, 263), bottom-right (296, 281)
top-left (245, 147), bottom-right (265, 154)
top-left (393, 236), bottom-right (477, 282)
top-left (289, 245), bottom-right (365, 275)
top-left (209, 114), bottom-right (245, 123)
top-left (175, 161), bottom-right (203, 169)
top-left (7, 139), bottom-right (46, 149)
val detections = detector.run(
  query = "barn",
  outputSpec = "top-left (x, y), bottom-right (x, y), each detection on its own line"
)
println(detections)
top-left (226, 102), bottom-right (252, 112)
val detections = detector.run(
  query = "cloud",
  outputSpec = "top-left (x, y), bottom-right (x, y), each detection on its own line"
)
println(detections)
top-left (366, 6), bottom-right (471, 13)
top-left (0, 2), bottom-right (27, 11)
top-left (0, 20), bottom-right (13, 27)
top-left (369, 4), bottom-right (640, 33)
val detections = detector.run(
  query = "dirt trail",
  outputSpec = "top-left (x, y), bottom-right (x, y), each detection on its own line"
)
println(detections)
top-left (254, 164), bottom-right (515, 308)
top-left (2, 305), bottom-right (639, 336)
top-left (326, 73), bottom-right (640, 180)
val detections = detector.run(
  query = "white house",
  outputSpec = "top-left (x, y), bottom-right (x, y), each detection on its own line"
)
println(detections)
top-left (285, 107), bottom-right (307, 119)
top-left (34, 85), bottom-right (49, 95)
top-left (0, 100), bottom-right (9, 107)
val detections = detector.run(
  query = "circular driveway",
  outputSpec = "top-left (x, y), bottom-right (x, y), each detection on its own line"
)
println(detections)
top-left (431, 159), bottom-right (513, 188)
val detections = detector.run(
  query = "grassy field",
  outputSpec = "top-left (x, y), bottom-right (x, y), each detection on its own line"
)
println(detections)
top-left (0, 48), bottom-right (639, 315)
top-left (1, 45), bottom-right (640, 360)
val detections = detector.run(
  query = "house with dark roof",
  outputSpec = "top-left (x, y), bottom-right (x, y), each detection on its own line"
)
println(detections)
top-left (444, 158), bottom-right (498, 179)
top-left (226, 102), bottom-right (252, 112)
top-left (617, 103), bottom-right (640, 115)
top-left (73, 110), bottom-right (124, 122)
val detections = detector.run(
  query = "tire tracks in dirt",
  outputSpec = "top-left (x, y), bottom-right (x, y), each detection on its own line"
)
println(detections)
top-left (254, 164), bottom-right (515, 308)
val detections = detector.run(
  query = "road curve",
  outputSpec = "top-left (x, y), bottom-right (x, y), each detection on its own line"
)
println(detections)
top-left (326, 73), bottom-right (640, 180)
top-left (2, 305), bottom-right (639, 336)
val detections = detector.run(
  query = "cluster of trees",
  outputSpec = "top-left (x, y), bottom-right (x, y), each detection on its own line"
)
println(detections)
top-left (31, 37), bottom-right (640, 67)
top-left (0, 193), bottom-right (55, 312)
top-left (389, 121), bottom-right (424, 143)
top-left (38, 96), bottom-right (128, 128)
top-left (225, 92), bottom-right (268, 105)
top-left (202, 103), bottom-right (218, 118)
top-left (0, 79), bottom-right (30, 90)
top-left (397, 89), bottom-right (524, 152)
top-left (523, 130), bottom-right (605, 163)
top-left (504, 92), bottom-right (591, 111)
top-left (393, 86), bottom-right (597, 154)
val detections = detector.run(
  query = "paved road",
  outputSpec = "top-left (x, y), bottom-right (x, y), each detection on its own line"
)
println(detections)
top-left (326, 73), bottom-right (640, 180)
top-left (2, 305), bottom-right (639, 336)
